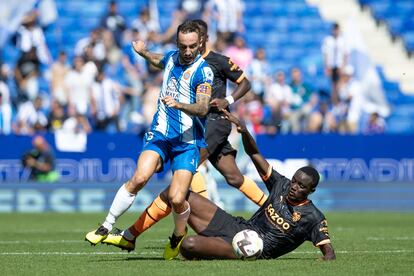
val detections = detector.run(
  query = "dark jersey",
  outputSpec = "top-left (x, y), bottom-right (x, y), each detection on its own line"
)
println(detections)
top-left (246, 167), bottom-right (331, 259)
top-left (202, 50), bottom-right (245, 103)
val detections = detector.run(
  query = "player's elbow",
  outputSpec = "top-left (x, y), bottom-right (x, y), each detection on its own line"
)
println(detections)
top-left (242, 78), bottom-right (252, 92)
top-left (198, 105), bottom-right (209, 117)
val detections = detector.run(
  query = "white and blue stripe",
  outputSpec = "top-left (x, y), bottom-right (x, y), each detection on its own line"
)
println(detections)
top-left (150, 50), bottom-right (213, 147)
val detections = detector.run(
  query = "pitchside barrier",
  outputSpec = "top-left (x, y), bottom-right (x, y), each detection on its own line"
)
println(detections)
top-left (0, 133), bottom-right (413, 212)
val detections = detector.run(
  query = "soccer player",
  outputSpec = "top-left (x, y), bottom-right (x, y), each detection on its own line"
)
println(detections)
top-left (101, 20), bottom-right (267, 259)
top-left (85, 21), bottom-right (213, 256)
top-left (177, 109), bottom-right (336, 260)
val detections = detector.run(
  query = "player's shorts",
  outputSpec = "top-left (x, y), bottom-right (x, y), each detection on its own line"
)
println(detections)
top-left (205, 113), bottom-right (237, 165)
top-left (142, 131), bottom-right (200, 174)
top-left (199, 207), bottom-right (251, 244)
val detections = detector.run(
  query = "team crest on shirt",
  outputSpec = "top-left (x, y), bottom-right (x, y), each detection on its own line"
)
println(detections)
top-left (183, 70), bottom-right (191, 80)
top-left (292, 212), bottom-right (301, 222)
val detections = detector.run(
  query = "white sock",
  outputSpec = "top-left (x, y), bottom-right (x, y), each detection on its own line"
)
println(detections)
top-left (172, 202), bottom-right (190, 236)
top-left (103, 184), bottom-right (136, 231)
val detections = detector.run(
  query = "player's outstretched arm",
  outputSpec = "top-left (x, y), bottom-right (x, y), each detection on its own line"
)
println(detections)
top-left (132, 40), bottom-right (164, 69)
top-left (221, 109), bottom-right (270, 177)
top-left (162, 83), bottom-right (211, 117)
top-left (319, 243), bottom-right (336, 261)
top-left (210, 78), bottom-right (251, 110)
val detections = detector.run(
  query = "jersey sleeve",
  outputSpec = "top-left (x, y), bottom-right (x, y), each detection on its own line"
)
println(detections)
top-left (192, 64), bottom-right (214, 95)
top-left (309, 219), bottom-right (331, 247)
top-left (220, 55), bottom-right (246, 84)
top-left (261, 166), bottom-right (289, 194)
top-left (159, 50), bottom-right (175, 68)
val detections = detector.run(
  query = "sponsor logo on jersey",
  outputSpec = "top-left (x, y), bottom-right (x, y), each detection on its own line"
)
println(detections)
top-left (292, 211), bottom-right (301, 222)
top-left (265, 203), bottom-right (291, 231)
top-left (165, 77), bottom-right (179, 99)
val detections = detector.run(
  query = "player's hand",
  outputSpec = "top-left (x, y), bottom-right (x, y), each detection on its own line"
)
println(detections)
top-left (210, 98), bottom-right (229, 111)
top-left (221, 109), bottom-right (246, 133)
top-left (132, 40), bottom-right (147, 55)
top-left (162, 96), bottom-right (181, 109)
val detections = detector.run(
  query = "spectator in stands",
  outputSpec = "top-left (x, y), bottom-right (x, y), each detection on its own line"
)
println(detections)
top-left (75, 28), bottom-right (106, 62)
top-left (14, 47), bottom-right (40, 104)
top-left (14, 10), bottom-right (52, 65)
top-left (102, 29), bottom-right (122, 65)
top-left (99, 1), bottom-right (126, 48)
top-left (288, 67), bottom-right (316, 133)
top-left (177, 0), bottom-right (209, 21)
top-left (321, 22), bottom-right (349, 105)
top-left (47, 101), bottom-right (67, 132)
top-left (21, 135), bottom-right (59, 182)
top-left (364, 112), bottom-right (385, 134)
top-left (225, 34), bottom-right (253, 70)
top-left (90, 70), bottom-right (122, 132)
top-left (306, 96), bottom-right (331, 133)
top-left (13, 96), bottom-right (48, 135)
top-left (50, 51), bottom-right (70, 108)
top-left (237, 92), bottom-right (266, 134)
top-left (131, 7), bottom-right (160, 41)
top-left (0, 65), bottom-right (12, 135)
top-left (264, 71), bottom-right (293, 134)
top-left (62, 112), bottom-right (92, 134)
top-left (205, 0), bottom-right (245, 43)
top-left (64, 56), bottom-right (94, 117)
top-left (246, 48), bottom-right (271, 102)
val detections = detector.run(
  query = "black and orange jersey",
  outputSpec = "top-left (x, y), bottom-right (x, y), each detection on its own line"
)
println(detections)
top-left (202, 50), bottom-right (245, 102)
top-left (247, 168), bottom-right (331, 259)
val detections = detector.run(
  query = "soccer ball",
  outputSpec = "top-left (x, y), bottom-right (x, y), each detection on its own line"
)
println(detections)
top-left (232, 229), bottom-right (263, 260)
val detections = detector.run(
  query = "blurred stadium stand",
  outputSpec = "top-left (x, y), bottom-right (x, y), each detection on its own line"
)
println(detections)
top-left (1, 0), bottom-right (414, 133)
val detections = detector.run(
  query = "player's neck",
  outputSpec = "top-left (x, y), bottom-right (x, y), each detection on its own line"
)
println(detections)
top-left (286, 197), bottom-right (309, 206)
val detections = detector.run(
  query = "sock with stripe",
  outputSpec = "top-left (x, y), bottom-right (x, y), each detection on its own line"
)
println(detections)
top-left (238, 176), bottom-right (268, 206)
top-left (190, 171), bottom-right (209, 198)
top-left (128, 195), bottom-right (171, 238)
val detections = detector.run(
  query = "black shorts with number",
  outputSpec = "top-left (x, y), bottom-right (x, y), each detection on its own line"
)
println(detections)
top-left (205, 113), bottom-right (237, 166)
top-left (199, 207), bottom-right (251, 244)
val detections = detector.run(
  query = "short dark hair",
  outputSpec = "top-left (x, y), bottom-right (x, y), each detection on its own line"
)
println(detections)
top-left (299, 166), bottom-right (320, 187)
top-left (176, 20), bottom-right (200, 41)
top-left (192, 19), bottom-right (208, 34)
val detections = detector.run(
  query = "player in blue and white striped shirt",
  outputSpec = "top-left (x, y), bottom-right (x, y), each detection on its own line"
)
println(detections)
top-left (85, 21), bottom-right (213, 257)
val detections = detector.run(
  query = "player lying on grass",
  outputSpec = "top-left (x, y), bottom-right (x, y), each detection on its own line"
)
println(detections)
top-left (103, 110), bottom-right (336, 260)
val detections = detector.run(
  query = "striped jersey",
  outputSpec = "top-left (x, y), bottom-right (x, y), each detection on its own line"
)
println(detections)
top-left (150, 50), bottom-right (214, 147)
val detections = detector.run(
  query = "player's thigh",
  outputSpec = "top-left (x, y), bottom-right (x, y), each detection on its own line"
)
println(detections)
top-left (187, 191), bottom-right (219, 233)
top-left (168, 169), bottom-right (193, 205)
top-left (214, 152), bottom-right (242, 178)
top-left (133, 150), bottom-right (162, 181)
top-left (181, 235), bottom-right (237, 260)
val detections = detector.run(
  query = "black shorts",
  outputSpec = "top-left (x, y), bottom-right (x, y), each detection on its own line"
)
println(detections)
top-left (199, 207), bottom-right (251, 244)
top-left (205, 113), bottom-right (237, 165)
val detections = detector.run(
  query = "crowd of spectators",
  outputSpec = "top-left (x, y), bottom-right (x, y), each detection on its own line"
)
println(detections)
top-left (0, 0), bottom-right (387, 137)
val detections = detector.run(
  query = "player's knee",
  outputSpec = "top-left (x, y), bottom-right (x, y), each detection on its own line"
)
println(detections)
top-left (225, 173), bottom-right (244, 188)
top-left (168, 193), bottom-right (186, 208)
top-left (180, 236), bottom-right (197, 259)
top-left (130, 174), bottom-right (150, 190)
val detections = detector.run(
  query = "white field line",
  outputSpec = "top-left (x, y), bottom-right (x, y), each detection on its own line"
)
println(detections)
top-left (0, 239), bottom-right (166, 244)
top-left (0, 249), bottom-right (413, 256)
top-left (367, 236), bottom-right (414, 240)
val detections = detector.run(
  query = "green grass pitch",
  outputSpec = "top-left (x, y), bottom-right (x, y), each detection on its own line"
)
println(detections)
top-left (1, 212), bottom-right (413, 275)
